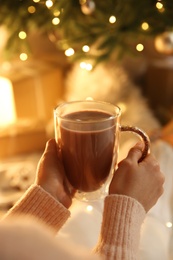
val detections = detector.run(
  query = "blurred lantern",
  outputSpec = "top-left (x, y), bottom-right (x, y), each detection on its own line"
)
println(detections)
top-left (0, 77), bottom-right (16, 126)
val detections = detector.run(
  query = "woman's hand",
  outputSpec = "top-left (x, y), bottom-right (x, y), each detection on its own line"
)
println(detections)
top-left (35, 139), bottom-right (73, 209)
top-left (109, 142), bottom-right (165, 212)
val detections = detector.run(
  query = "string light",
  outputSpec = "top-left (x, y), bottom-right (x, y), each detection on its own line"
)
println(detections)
top-left (141, 22), bottom-right (149, 31)
top-left (80, 62), bottom-right (93, 71)
top-left (2, 0), bottom-right (171, 65)
top-left (85, 63), bottom-right (92, 70)
top-left (156, 1), bottom-right (163, 9)
top-left (109, 15), bottom-right (116, 24)
top-left (136, 43), bottom-right (144, 52)
top-left (65, 48), bottom-right (75, 56)
top-left (53, 10), bottom-right (60, 16)
top-left (82, 45), bottom-right (90, 52)
top-left (18, 31), bottom-right (27, 40)
top-left (46, 0), bottom-right (53, 8)
top-left (52, 17), bottom-right (60, 25)
top-left (156, 1), bottom-right (164, 12)
top-left (28, 6), bottom-right (36, 13)
top-left (20, 53), bottom-right (28, 61)
top-left (80, 62), bottom-right (86, 69)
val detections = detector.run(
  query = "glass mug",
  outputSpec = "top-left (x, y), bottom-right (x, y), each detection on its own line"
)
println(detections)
top-left (54, 100), bottom-right (150, 201)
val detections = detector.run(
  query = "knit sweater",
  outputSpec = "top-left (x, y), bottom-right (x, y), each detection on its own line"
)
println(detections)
top-left (3, 184), bottom-right (146, 259)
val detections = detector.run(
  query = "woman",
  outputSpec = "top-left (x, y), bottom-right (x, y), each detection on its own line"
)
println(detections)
top-left (0, 139), bottom-right (164, 259)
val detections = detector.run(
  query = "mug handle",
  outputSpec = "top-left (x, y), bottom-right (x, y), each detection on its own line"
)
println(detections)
top-left (120, 125), bottom-right (150, 162)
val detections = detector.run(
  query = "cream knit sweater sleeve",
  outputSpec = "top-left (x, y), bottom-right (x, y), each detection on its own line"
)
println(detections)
top-left (3, 184), bottom-right (70, 232)
top-left (3, 184), bottom-right (146, 259)
top-left (94, 194), bottom-right (146, 259)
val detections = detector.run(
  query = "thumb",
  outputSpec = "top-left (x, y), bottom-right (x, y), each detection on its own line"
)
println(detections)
top-left (37, 139), bottom-right (58, 172)
top-left (43, 139), bottom-right (59, 161)
top-left (45, 139), bottom-right (57, 153)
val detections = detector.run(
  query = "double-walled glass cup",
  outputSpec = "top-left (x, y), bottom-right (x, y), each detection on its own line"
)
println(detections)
top-left (54, 100), bottom-right (150, 201)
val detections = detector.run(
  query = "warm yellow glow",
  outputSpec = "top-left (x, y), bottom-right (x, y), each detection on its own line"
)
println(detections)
top-left (141, 22), bottom-right (149, 30)
top-left (166, 222), bottom-right (172, 228)
top-left (20, 53), bottom-right (28, 61)
top-left (0, 77), bottom-right (16, 126)
top-left (156, 2), bottom-right (163, 9)
top-left (80, 62), bottom-right (86, 69)
top-left (136, 43), bottom-right (144, 52)
top-left (85, 63), bottom-right (93, 71)
top-left (52, 17), bottom-right (60, 25)
top-left (117, 102), bottom-right (127, 113)
top-left (33, 0), bottom-right (40, 2)
top-left (1, 62), bottom-right (12, 71)
top-left (18, 31), bottom-right (27, 39)
top-left (86, 97), bottom-right (93, 101)
top-left (28, 6), bottom-right (36, 13)
top-left (46, 0), bottom-right (53, 8)
top-left (82, 45), bottom-right (90, 52)
top-left (65, 48), bottom-right (75, 56)
top-left (109, 15), bottom-right (116, 24)
top-left (54, 10), bottom-right (60, 16)
top-left (86, 205), bottom-right (93, 212)
top-left (80, 62), bottom-right (93, 71)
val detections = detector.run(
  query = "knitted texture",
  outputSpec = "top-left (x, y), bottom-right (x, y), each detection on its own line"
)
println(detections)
top-left (94, 195), bottom-right (146, 260)
top-left (3, 184), bottom-right (70, 232)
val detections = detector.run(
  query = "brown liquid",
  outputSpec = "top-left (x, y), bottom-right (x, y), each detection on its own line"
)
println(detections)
top-left (59, 110), bottom-right (116, 192)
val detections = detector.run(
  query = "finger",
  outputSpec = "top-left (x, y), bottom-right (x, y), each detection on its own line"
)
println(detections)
top-left (39, 139), bottom-right (59, 167)
top-left (44, 139), bottom-right (61, 159)
top-left (126, 142), bottom-right (144, 162)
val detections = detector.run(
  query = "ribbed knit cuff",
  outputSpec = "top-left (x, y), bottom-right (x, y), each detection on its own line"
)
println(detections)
top-left (94, 194), bottom-right (146, 259)
top-left (3, 184), bottom-right (70, 232)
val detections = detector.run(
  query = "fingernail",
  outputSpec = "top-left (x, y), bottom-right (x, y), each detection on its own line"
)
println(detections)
top-left (134, 142), bottom-right (143, 150)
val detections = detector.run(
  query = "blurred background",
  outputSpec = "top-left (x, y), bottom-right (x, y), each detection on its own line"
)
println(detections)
top-left (0, 1), bottom-right (173, 259)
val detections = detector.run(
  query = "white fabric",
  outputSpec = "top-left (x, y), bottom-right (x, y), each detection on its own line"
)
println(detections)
top-left (140, 140), bottom-right (173, 260)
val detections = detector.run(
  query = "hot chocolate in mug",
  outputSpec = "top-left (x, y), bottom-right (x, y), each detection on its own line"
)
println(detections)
top-left (54, 100), bottom-right (150, 201)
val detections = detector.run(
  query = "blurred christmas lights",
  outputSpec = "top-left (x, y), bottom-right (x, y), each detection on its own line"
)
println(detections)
top-left (28, 6), bottom-right (36, 13)
top-left (46, 0), bottom-right (53, 8)
top-left (156, 1), bottom-right (164, 10)
top-left (109, 15), bottom-right (116, 24)
top-left (82, 45), bottom-right (90, 52)
top-left (65, 48), bottom-right (75, 57)
top-left (18, 31), bottom-right (27, 40)
top-left (1, 0), bottom-right (173, 63)
top-left (80, 62), bottom-right (93, 71)
top-left (136, 43), bottom-right (144, 52)
top-left (52, 17), bottom-right (60, 25)
top-left (141, 22), bottom-right (149, 31)
top-left (20, 53), bottom-right (28, 61)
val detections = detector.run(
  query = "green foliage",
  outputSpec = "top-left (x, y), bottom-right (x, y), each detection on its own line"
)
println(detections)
top-left (1, 0), bottom-right (173, 63)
